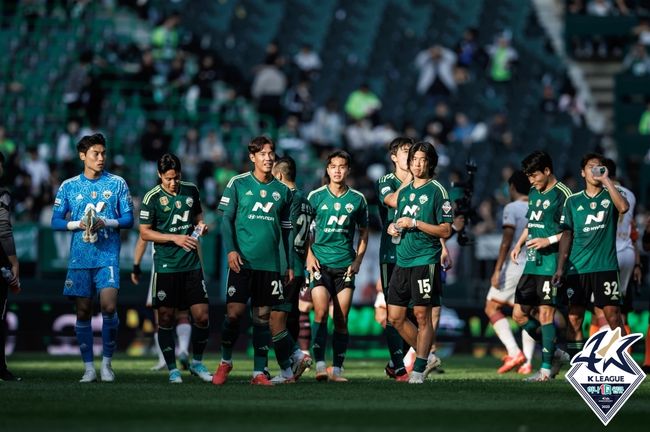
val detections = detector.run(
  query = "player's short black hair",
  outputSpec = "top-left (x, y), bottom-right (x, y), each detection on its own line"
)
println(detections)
top-left (509, 170), bottom-right (530, 196)
top-left (388, 137), bottom-right (414, 157)
top-left (521, 150), bottom-right (553, 175)
top-left (274, 156), bottom-right (296, 182)
top-left (248, 136), bottom-right (275, 154)
top-left (157, 153), bottom-right (182, 174)
top-left (603, 158), bottom-right (617, 178)
top-left (408, 141), bottom-right (438, 178)
top-left (77, 133), bottom-right (106, 154)
top-left (326, 150), bottom-right (352, 168)
top-left (580, 152), bottom-right (605, 169)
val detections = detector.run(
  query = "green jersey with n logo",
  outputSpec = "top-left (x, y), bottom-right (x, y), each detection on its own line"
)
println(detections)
top-left (290, 188), bottom-right (315, 273)
top-left (395, 180), bottom-right (453, 267)
top-left (524, 182), bottom-right (572, 276)
top-left (140, 182), bottom-right (203, 273)
top-left (376, 173), bottom-right (401, 264)
top-left (559, 188), bottom-right (619, 274)
top-left (218, 171), bottom-right (292, 272)
top-left (308, 185), bottom-right (368, 268)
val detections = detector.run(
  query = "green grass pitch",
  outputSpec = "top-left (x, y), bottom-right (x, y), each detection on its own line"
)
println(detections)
top-left (0, 354), bottom-right (648, 431)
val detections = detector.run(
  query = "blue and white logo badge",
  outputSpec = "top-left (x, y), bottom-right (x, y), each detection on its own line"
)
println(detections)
top-left (566, 328), bottom-right (645, 426)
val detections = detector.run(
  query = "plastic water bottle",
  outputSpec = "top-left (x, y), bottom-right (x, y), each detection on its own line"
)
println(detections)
top-left (526, 234), bottom-right (536, 263)
top-left (183, 225), bottom-right (203, 252)
top-left (391, 226), bottom-right (402, 245)
top-left (1, 267), bottom-right (13, 282)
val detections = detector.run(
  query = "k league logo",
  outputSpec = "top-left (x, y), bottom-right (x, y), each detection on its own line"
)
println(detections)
top-left (566, 328), bottom-right (645, 426)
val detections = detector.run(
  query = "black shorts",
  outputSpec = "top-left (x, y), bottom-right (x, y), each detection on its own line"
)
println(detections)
top-left (387, 263), bottom-right (442, 307)
top-left (283, 275), bottom-right (305, 312)
top-left (565, 271), bottom-right (622, 308)
top-left (380, 263), bottom-right (396, 297)
top-left (309, 265), bottom-right (355, 296)
top-left (515, 274), bottom-right (558, 307)
top-left (152, 269), bottom-right (208, 310)
top-left (226, 268), bottom-right (286, 310)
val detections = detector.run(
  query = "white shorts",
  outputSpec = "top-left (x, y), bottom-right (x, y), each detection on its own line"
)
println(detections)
top-left (617, 247), bottom-right (635, 296)
top-left (486, 262), bottom-right (524, 305)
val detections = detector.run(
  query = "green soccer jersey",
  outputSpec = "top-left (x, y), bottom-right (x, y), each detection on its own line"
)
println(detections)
top-left (559, 188), bottom-right (620, 274)
top-left (377, 173), bottom-right (402, 264)
top-left (308, 185), bottom-right (368, 268)
top-left (290, 187), bottom-right (315, 273)
top-left (395, 180), bottom-right (453, 267)
top-left (218, 171), bottom-right (292, 273)
top-left (523, 181), bottom-right (572, 276)
top-left (140, 182), bottom-right (203, 273)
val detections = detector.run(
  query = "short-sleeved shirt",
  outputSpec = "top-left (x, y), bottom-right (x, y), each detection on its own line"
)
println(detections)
top-left (52, 172), bottom-right (133, 269)
top-left (615, 185), bottom-right (636, 254)
top-left (289, 188), bottom-right (315, 273)
top-left (376, 173), bottom-right (402, 264)
top-left (140, 181), bottom-right (203, 273)
top-left (308, 185), bottom-right (368, 268)
top-left (218, 172), bottom-right (292, 273)
top-left (560, 188), bottom-right (620, 274)
top-left (503, 200), bottom-right (529, 267)
top-left (523, 181), bottom-right (572, 276)
top-left (395, 180), bottom-right (453, 267)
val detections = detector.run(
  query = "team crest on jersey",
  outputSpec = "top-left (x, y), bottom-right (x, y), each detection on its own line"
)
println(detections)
top-left (590, 202), bottom-right (597, 210)
top-left (334, 202), bottom-right (341, 211)
top-left (186, 197), bottom-right (193, 207)
top-left (345, 203), bottom-right (354, 213)
top-left (566, 328), bottom-right (646, 426)
top-left (419, 195), bottom-right (428, 205)
top-left (536, 199), bottom-right (541, 207)
top-left (272, 191), bottom-right (281, 201)
top-left (409, 193), bottom-right (415, 202)
top-left (228, 286), bottom-right (236, 297)
top-left (102, 190), bottom-right (112, 200)
top-left (442, 201), bottom-right (452, 214)
top-left (175, 201), bottom-right (182, 209)
top-left (64, 279), bottom-right (73, 289)
top-left (159, 196), bottom-right (169, 206)
top-left (157, 290), bottom-right (167, 301)
top-left (91, 191), bottom-right (98, 199)
top-left (543, 200), bottom-right (550, 209)
top-left (260, 190), bottom-right (267, 198)
top-left (601, 199), bottom-right (610, 209)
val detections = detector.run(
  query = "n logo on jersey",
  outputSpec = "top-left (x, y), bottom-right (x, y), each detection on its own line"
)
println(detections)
top-left (327, 215), bottom-right (348, 225)
top-left (402, 205), bottom-right (419, 216)
top-left (530, 210), bottom-right (543, 221)
top-left (585, 211), bottom-right (605, 225)
top-left (171, 210), bottom-right (190, 225)
top-left (252, 202), bottom-right (274, 213)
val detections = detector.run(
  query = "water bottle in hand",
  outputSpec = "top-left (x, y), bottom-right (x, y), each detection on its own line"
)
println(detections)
top-left (183, 225), bottom-right (203, 251)
top-left (391, 226), bottom-right (402, 245)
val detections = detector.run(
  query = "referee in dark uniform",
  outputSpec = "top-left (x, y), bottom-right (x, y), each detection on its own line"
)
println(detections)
top-left (0, 151), bottom-right (21, 381)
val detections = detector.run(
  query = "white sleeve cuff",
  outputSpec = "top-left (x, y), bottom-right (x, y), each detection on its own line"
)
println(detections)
top-left (104, 219), bottom-right (119, 228)
top-left (67, 221), bottom-right (81, 231)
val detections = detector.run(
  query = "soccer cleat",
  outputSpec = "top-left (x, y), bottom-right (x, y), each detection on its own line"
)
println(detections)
top-left (189, 362), bottom-right (213, 383)
top-left (211, 361), bottom-right (233, 385)
top-left (385, 363), bottom-right (397, 379)
top-left (423, 354), bottom-right (442, 379)
top-left (250, 373), bottom-right (274, 386)
top-left (150, 361), bottom-right (167, 371)
top-left (100, 364), bottom-right (115, 382)
top-left (79, 369), bottom-right (97, 383)
top-left (270, 374), bottom-right (296, 384)
top-left (497, 351), bottom-right (526, 374)
top-left (178, 351), bottom-right (190, 371)
top-left (327, 366), bottom-right (348, 382)
top-left (169, 369), bottom-right (183, 384)
top-left (408, 371), bottom-right (425, 384)
top-left (292, 353), bottom-right (312, 381)
top-left (0, 369), bottom-right (22, 381)
top-left (517, 363), bottom-right (533, 375)
top-left (524, 370), bottom-right (551, 382)
top-left (550, 350), bottom-right (570, 378)
top-left (315, 363), bottom-right (329, 382)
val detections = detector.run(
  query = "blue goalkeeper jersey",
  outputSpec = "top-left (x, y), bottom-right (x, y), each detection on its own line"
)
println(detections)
top-left (52, 172), bottom-right (133, 269)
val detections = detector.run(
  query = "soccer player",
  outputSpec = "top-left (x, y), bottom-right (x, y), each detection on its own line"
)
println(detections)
top-left (214, 136), bottom-right (310, 386)
top-left (306, 150), bottom-right (369, 382)
top-left (272, 156), bottom-right (315, 345)
top-left (376, 137), bottom-right (413, 380)
top-left (386, 141), bottom-right (453, 384)
top-left (131, 237), bottom-right (192, 371)
top-left (588, 158), bottom-right (641, 335)
top-left (553, 153), bottom-right (630, 362)
top-left (0, 151), bottom-right (21, 381)
top-left (484, 170), bottom-right (535, 374)
top-left (139, 153), bottom-right (212, 384)
top-left (641, 221), bottom-right (650, 372)
top-left (509, 150), bottom-right (571, 382)
top-left (51, 133), bottom-right (134, 382)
